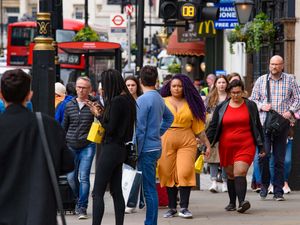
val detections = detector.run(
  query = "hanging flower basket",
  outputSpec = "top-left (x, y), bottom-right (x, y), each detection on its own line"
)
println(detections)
top-left (227, 12), bottom-right (275, 54)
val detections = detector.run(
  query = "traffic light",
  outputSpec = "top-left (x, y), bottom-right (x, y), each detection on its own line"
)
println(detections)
top-left (199, 6), bottom-right (220, 21)
top-left (159, 0), bottom-right (178, 20)
top-left (197, 0), bottom-right (220, 22)
top-left (159, 0), bottom-right (220, 22)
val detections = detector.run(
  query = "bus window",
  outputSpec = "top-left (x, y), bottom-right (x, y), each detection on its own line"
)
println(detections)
top-left (11, 27), bottom-right (35, 46)
top-left (56, 30), bottom-right (76, 43)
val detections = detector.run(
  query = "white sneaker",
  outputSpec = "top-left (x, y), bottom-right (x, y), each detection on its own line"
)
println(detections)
top-left (283, 186), bottom-right (291, 194)
top-left (125, 207), bottom-right (137, 214)
top-left (222, 182), bottom-right (228, 192)
top-left (178, 208), bottom-right (193, 218)
top-left (209, 181), bottom-right (218, 193)
top-left (268, 185), bottom-right (273, 194)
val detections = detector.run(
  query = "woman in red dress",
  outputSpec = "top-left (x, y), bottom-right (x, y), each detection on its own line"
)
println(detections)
top-left (206, 79), bottom-right (265, 213)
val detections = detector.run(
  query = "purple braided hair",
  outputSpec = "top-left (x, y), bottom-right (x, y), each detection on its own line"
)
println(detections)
top-left (161, 74), bottom-right (206, 122)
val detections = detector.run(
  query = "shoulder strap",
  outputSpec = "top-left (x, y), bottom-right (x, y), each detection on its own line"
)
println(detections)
top-left (35, 112), bottom-right (66, 225)
top-left (266, 75), bottom-right (271, 103)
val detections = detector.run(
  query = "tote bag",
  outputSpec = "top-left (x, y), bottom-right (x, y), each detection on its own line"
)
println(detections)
top-left (122, 165), bottom-right (142, 208)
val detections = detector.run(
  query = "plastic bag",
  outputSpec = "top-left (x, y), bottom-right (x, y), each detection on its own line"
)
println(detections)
top-left (195, 154), bottom-right (204, 174)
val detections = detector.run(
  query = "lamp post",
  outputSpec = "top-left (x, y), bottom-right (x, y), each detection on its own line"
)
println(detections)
top-left (234, 0), bottom-right (254, 25)
top-left (233, 0), bottom-right (254, 80)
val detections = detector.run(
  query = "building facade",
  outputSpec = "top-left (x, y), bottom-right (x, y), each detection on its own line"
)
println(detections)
top-left (0, 0), bottom-right (161, 56)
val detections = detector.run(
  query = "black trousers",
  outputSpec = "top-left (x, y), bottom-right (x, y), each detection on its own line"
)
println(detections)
top-left (259, 125), bottom-right (290, 196)
top-left (166, 186), bottom-right (191, 209)
top-left (92, 143), bottom-right (127, 225)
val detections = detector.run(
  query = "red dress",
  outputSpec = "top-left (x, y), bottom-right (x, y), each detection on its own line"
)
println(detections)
top-left (219, 102), bottom-right (255, 167)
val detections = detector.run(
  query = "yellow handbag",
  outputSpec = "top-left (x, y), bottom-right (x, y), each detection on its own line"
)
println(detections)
top-left (87, 119), bottom-right (105, 144)
top-left (195, 154), bottom-right (204, 174)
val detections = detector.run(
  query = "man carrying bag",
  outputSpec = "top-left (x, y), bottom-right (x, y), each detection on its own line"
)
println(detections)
top-left (250, 55), bottom-right (300, 201)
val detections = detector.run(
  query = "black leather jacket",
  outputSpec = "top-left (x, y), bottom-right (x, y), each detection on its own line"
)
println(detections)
top-left (206, 98), bottom-right (265, 152)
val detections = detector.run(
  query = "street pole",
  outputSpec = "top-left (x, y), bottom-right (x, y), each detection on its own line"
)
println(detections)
top-left (127, 14), bottom-right (131, 70)
top-left (32, 4), bottom-right (55, 116)
top-left (52, 0), bottom-right (63, 82)
top-left (84, 0), bottom-right (89, 77)
top-left (136, 0), bottom-right (144, 76)
top-left (85, 0), bottom-right (88, 27)
top-left (0, 0), bottom-right (3, 56)
top-left (149, 0), bottom-right (152, 54)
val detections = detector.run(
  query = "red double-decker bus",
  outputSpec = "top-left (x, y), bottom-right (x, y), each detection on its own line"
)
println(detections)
top-left (6, 19), bottom-right (118, 87)
top-left (6, 19), bottom-right (85, 67)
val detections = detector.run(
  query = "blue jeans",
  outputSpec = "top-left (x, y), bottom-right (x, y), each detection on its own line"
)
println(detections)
top-left (67, 143), bottom-right (96, 209)
top-left (209, 163), bottom-right (227, 181)
top-left (269, 138), bottom-right (293, 183)
top-left (138, 150), bottom-right (161, 225)
top-left (252, 148), bottom-right (261, 184)
top-left (259, 125), bottom-right (289, 196)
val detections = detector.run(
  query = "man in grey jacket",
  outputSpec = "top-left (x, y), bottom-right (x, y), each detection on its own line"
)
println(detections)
top-left (63, 76), bottom-right (96, 219)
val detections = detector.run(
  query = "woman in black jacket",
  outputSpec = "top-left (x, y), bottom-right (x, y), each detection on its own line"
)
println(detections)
top-left (206, 79), bottom-right (265, 214)
top-left (91, 69), bottom-right (136, 225)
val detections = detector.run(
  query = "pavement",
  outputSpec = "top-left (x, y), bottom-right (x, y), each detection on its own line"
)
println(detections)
top-left (62, 167), bottom-right (300, 225)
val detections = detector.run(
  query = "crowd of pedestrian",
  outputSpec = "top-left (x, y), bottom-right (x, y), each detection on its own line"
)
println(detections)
top-left (0, 54), bottom-right (300, 225)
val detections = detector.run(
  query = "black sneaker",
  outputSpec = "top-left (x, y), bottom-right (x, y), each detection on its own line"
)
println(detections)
top-left (225, 203), bottom-right (236, 211)
top-left (237, 201), bottom-right (251, 213)
top-left (273, 195), bottom-right (285, 201)
top-left (78, 207), bottom-right (88, 219)
top-left (178, 208), bottom-right (193, 218)
top-left (163, 209), bottom-right (177, 218)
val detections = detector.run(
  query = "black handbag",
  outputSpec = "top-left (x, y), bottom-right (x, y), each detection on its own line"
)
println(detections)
top-left (124, 142), bottom-right (138, 169)
top-left (264, 109), bottom-right (289, 136)
top-left (264, 77), bottom-right (289, 136)
top-left (124, 124), bottom-right (138, 169)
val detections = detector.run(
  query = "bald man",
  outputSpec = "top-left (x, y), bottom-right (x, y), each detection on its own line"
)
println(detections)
top-left (250, 55), bottom-right (300, 201)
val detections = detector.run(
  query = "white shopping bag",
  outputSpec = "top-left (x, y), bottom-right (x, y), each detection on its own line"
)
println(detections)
top-left (122, 164), bottom-right (142, 207)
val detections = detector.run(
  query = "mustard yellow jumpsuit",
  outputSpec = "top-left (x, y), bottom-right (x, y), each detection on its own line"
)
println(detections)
top-left (158, 97), bottom-right (205, 187)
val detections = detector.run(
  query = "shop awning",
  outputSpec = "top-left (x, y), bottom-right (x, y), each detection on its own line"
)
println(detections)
top-left (167, 30), bottom-right (205, 56)
top-left (58, 41), bottom-right (121, 54)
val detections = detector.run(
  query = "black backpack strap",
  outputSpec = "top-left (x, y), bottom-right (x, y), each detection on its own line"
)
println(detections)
top-left (36, 112), bottom-right (67, 225)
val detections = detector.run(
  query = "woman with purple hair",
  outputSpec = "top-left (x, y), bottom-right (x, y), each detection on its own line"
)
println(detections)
top-left (158, 74), bottom-right (211, 219)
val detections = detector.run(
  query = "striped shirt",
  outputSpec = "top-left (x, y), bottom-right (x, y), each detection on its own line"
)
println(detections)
top-left (250, 72), bottom-right (300, 125)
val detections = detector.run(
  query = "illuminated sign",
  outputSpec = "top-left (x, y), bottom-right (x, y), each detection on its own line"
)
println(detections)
top-left (180, 3), bottom-right (196, 20)
top-left (177, 2), bottom-right (197, 20)
top-left (197, 20), bottom-right (217, 37)
top-left (58, 53), bottom-right (80, 65)
top-left (214, 3), bottom-right (239, 30)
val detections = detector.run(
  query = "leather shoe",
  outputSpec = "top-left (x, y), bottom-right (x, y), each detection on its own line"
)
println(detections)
top-left (237, 201), bottom-right (250, 213)
top-left (225, 203), bottom-right (236, 211)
